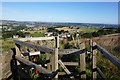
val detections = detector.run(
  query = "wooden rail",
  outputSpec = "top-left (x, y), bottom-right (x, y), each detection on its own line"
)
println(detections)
top-left (96, 67), bottom-right (106, 79)
top-left (89, 40), bottom-right (120, 80)
top-left (63, 62), bottom-right (79, 66)
top-left (15, 55), bottom-right (57, 78)
top-left (59, 49), bottom-right (87, 55)
top-left (97, 44), bottom-right (120, 69)
top-left (14, 39), bottom-right (54, 54)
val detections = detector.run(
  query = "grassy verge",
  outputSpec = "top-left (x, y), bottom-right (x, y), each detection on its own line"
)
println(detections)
top-left (2, 38), bottom-right (15, 51)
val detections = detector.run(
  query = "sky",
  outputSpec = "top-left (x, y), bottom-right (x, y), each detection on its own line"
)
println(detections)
top-left (2, 2), bottom-right (118, 24)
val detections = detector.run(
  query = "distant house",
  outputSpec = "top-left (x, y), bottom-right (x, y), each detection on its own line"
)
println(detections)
top-left (26, 25), bottom-right (34, 28)
top-left (44, 32), bottom-right (53, 36)
top-left (67, 34), bottom-right (71, 37)
top-left (32, 27), bottom-right (47, 31)
top-left (69, 30), bottom-right (77, 33)
top-left (60, 33), bottom-right (71, 38)
top-left (13, 24), bottom-right (19, 27)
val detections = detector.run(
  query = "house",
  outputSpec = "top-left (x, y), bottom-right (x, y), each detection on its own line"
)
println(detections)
top-left (44, 32), bottom-right (53, 36)
top-left (32, 27), bottom-right (47, 31)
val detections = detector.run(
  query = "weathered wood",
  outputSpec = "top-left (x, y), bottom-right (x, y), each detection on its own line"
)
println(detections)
top-left (52, 36), bottom-right (59, 78)
top-left (15, 40), bottom-right (21, 65)
top-left (15, 55), bottom-right (58, 78)
top-left (46, 53), bottom-right (51, 71)
top-left (92, 42), bottom-right (97, 79)
top-left (55, 36), bottom-right (59, 48)
top-left (63, 62), bottom-right (79, 66)
top-left (97, 44), bottom-right (120, 70)
top-left (18, 37), bottom-right (55, 41)
top-left (58, 60), bottom-right (74, 79)
top-left (96, 67), bottom-right (106, 79)
top-left (15, 44), bottom-right (21, 56)
top-left (89, 40), bottom-right (92, 60)
top-left (79, 42), bottom-right (86, 79)
top-left (59, 49), bottom-right (87, 55)
top-left (14, 39), bottom-right (54, 54)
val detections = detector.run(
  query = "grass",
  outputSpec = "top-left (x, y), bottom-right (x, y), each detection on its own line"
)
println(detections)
top-left (2, 38), bottom-right (15, 51)
top-left (23, 30), bottom-right (47, 34)
top-left (30, 32), bottom-right (45, 37)
top-left (56, 27), bottom-right (98, 33)
top-left (84, 41), bottom-right (120, 79)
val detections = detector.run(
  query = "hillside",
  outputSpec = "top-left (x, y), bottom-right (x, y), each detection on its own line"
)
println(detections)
top-left (92, 33), bottom-right (119, 48)
top-left (92, 33), bottom-right (120, 58)
top-left (79, 33), bottom-right (120, 59)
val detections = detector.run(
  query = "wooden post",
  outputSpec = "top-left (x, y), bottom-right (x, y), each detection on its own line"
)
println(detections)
top-left (90, 40), bottom-right (92, 60)
top-left (72, 34), bottom-right (76, 47)
top-left (46, 53), bottom-right (51, 71)
top-left (52, 36), bottom-right (59, 78)
top-left (14, 35), bottom-right (21, 59)
top-left (92, 42), bottom-right (97, 79)
top-left (13, 35), bottom-right (21, 80)
top-left (79, 42), bottom-right (86, 79)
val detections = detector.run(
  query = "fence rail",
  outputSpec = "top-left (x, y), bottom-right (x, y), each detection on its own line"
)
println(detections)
top-left (97, 44), bottom-right (120, 69)
top-left (14, 39), bottom-right (54, 54)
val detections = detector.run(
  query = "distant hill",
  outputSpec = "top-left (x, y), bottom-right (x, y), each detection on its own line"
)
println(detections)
top-left (1, 20), bottom-right (118, 28)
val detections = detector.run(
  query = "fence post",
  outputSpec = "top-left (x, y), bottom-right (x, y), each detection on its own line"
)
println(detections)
top-left (13, 35), bottom-right (21, 80)
top-left (52, 36), bottom-right (59, 78)
top-left (92, 42), bottom-right (97, 79)
top-left (79, 42), bottom-right (86, 79)
top-left (90, 40), bottom-right (92, 60)
top-left (46, 53), bottom-right (51, 71)
top-left (13, 35), bottom-right (21, 60)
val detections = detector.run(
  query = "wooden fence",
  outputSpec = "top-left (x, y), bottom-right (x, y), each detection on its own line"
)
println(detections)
top-left (12, 36), bottom-right (120, 79)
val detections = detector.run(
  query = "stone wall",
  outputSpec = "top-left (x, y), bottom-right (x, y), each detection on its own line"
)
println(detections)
top-left (0, 50), bottom-right (13, 79)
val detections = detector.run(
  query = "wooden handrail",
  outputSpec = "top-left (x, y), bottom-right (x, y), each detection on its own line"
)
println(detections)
top-left (59, 49), bottom-right (87, 55)
top-left (14, 39), bottom-right (54, 54)
top-left (97, 44), bottom-right (120, 70)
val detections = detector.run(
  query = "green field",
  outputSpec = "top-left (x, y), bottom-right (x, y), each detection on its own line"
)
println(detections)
top-left (24, 30), bottom-right (47, 34)
top-left (30, 32), bottom-right (45, 37)
top-left (73, 27), bottom-right (98, 32)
